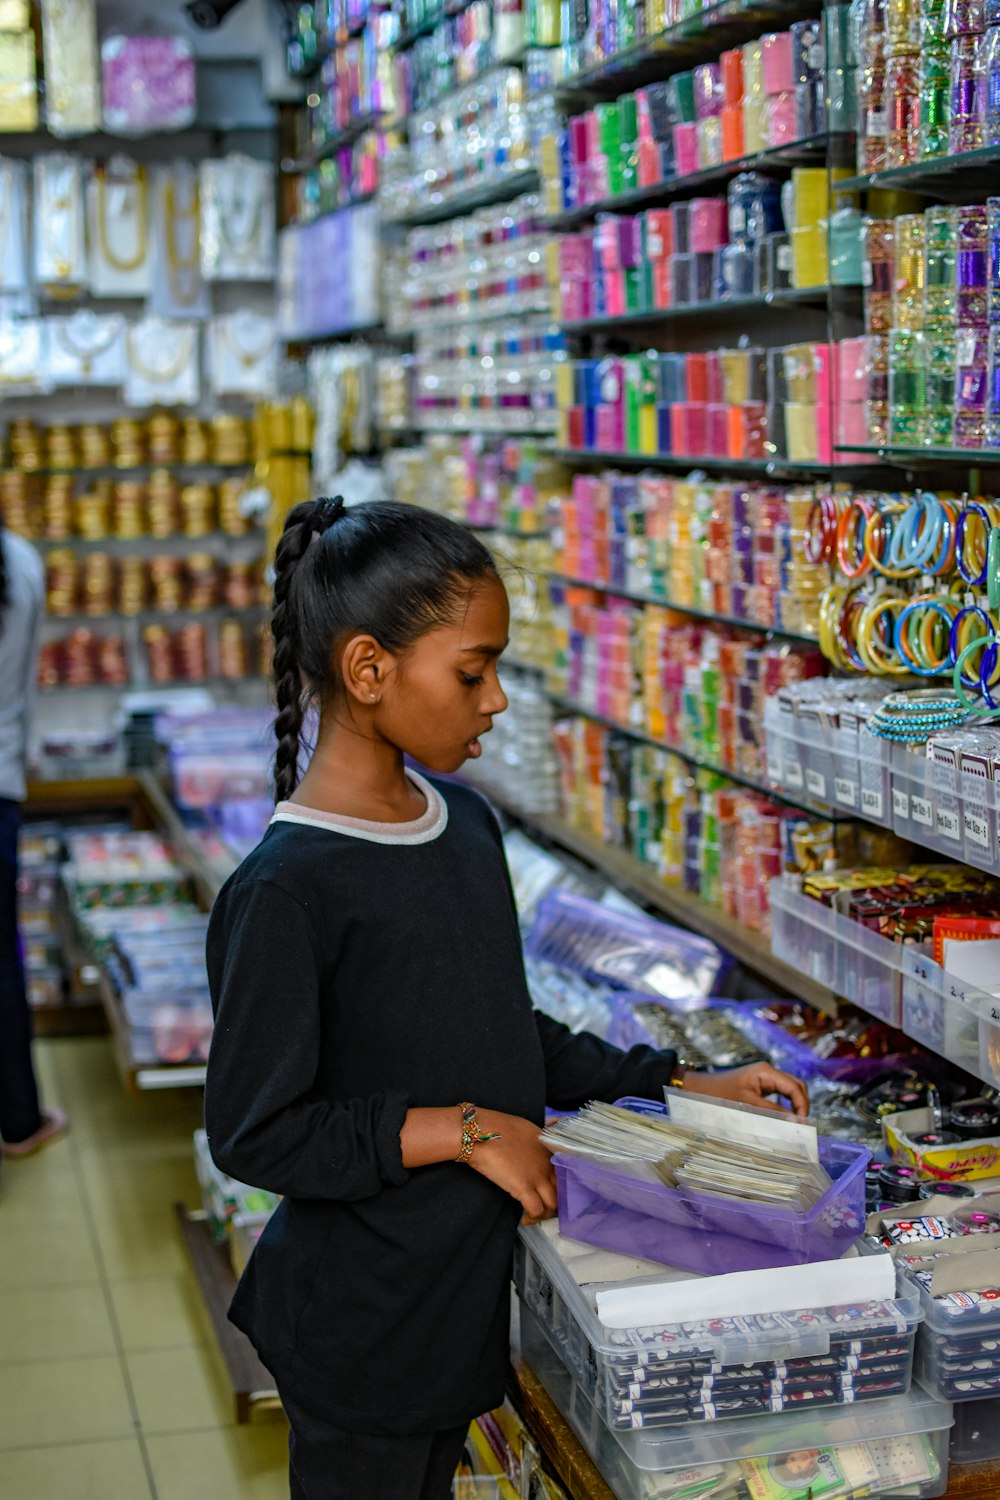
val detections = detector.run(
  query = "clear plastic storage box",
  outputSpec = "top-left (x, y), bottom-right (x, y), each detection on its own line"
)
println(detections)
top-left (947, 1395), bottom-right (1000, 1463)
top-left (552, 1097), bottom-right (869, 1273)
top-left (907, 1267), bottom-right (1000, 1404)
top-left (770, 879), bottom-right (1000, 1087)
top-left (514, 1220), bottom-right (921, 1441)
top-left (517, 1297), bottom-right (951, 1496)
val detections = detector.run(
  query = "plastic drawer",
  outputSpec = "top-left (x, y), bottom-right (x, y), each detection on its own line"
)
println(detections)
top-left (518, 1298), bottom-right (951, 1495)
top-left (769, 879), bottom-right (903, 1025)
top-left (948, 1396), bottom-right (1000, 1463)
top-left (909, 1267), bottom-right (1000, 1404)
top-left (858, 729), bottom-right (893, 829)
top-left (515, 1221), bottom-right (919, 1437)
top-left (899, 948), bottom-right (988, 1079)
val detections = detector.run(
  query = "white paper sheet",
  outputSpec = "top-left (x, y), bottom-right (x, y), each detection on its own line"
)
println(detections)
top-left (665, 1087), bottom-right (820, 1164)
top-left (595, 1251), bottom-right (895, 1329)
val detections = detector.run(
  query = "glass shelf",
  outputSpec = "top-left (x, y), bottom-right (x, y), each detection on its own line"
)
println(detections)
top-left (545, 691), bottom-right (845, 818)
top-left (281, 112), bottom-right (385, 175)
top-left (550, 447), bottom-right (853, 478)
top-left (561, 284), bottom-right (834, 333)
top-left (545, 570), bottom-right (819, 645)
top-left (834, 443), bottom-right (1000, 467)
top-left (838, 143), bottom-right (1000, 201)
top-left (383, 169), bottom-right (542, 227)
top-left (548, 0), bottom-right (821, 99)
top-left (545, 133), bottom-right (851, 230)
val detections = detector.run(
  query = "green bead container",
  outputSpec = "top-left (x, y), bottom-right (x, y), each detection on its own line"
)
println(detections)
top-left (888, 328), bottom-right (927, 444)
top-left (923, 327), bottom-right (957, 446)
top-left (923, 205), bottom-right (958, 327)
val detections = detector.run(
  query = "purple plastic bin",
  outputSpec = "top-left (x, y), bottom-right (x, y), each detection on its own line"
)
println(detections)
top-left (606, 992), bottom-right (740, 1051)
top-left (525, 889), bottom-right (728, 1003)
top-left (553, 1097), bottom-right (870, 1272)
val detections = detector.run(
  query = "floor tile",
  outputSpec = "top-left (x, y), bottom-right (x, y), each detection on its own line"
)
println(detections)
top-left (145, 1422), bottom-right (290, 1500)
top-left (0, 1220), bottom-right (101, 1289)
top-left (79, 1156), bottom-right (198, 1278)
top-left (0, 1437), bottom-right (153, 1499)
top-left (0, 1285), bottom-right (117, 1363)
top-left (107, 1273), bottom-right (209, 1352)
top-left (126, 1343), bottom-right (236, 1434)
top-left (0, 1157), bottom-right (89, 1229)
top-left (0, 1355), bottom-right (135, 1448)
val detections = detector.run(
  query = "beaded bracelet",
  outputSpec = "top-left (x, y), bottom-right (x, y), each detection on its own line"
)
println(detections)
top-left (868, 688), bottom-right (970, 740)
top-left (454, 1102), bottom-right (502, 1165)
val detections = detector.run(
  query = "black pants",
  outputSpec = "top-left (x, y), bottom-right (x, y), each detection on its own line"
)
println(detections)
top-left (0, 798), bottom-right (41, 1146)
top-left (282, 1388), bottom-right (469, 1500)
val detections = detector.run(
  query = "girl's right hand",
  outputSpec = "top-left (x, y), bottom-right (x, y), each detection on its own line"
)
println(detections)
top-left (467, 1108), bottom-right (557, 1225)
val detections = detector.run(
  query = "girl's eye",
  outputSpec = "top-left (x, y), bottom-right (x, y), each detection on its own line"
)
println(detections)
top-left (460, 673), bottom-right (484, 687)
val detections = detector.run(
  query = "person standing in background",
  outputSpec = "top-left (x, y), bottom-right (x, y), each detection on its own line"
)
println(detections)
top-left (0, 525), bottom-right (66, 1158)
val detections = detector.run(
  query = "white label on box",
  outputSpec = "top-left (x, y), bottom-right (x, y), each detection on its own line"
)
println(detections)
top-left (777, 243), bottom-right (793, 273)
top-left (767, 752), bottom-right (782, 783)
top-left (806, 769), bottom-right (827, 799)
top-left (911, 796), bottom-right (933, 827)
top-left (861, 259), bottom-right (873, 286)
top-left (784, 758), bottom-right (804, 789)
top-left (835, 776), bottom-right (858, 806)
top-left (892, 788), bottom-right (909, 819)
top-left (965, 810), bottom-right (991, 849)
top-left (958, 328), bottom-right (978, 366)
top-left (937, 806), bottom-right (961, 840)
top-left (861, 786), bottom-right (884, 819)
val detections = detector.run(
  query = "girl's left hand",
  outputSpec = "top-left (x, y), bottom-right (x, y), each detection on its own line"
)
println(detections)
top-left (681, 1062), bottom-right (810, 1119)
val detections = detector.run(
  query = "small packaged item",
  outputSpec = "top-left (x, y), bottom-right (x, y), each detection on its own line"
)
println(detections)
top-left (101, 33), bottom-right (196, 134)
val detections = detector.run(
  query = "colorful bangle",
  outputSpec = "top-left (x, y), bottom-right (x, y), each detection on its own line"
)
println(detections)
top-left (838, 498), bottom-right (875, 578)
top-left (857, 593), bottom-right (908, 674)
top-left (895, 597), bottom-right (958, 676)
top-left (956, 501), bottom-right (992, 586)
top-left (454, 1102), bottom-right (502, 1165)
top-left (953, 634), bottom-right (1000, 716)
top-left (988, 526), bottom-right (1000, 612)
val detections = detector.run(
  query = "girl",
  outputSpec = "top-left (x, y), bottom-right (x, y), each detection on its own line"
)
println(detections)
top-left (204, 497), bottom-right (807, 1500)
top-left (0, 520), bottom-right (66, 1158)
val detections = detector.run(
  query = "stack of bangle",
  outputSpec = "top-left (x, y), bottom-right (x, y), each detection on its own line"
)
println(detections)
top-left (867, 689), bottom-right (970, 741)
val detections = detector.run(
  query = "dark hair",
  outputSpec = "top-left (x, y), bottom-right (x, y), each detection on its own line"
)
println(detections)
top-left (270, 497), bottom-right (500, 801)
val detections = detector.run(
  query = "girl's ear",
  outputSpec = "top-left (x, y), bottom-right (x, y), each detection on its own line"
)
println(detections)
top-left (339, 633), bottom-right (394, 705)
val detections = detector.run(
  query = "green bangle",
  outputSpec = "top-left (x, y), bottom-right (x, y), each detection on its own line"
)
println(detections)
top-left (987, 526), bottom-right (1000, 612)
top-left (953, 632), bottom-right (1000, 716)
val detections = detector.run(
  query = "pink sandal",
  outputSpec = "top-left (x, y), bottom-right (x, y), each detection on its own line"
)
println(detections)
top-left (2, 1108), bottom-right (68, 1158)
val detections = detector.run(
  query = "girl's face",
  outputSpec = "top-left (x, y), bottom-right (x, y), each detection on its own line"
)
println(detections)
top-left (375, 575), bottom-right (511, 774)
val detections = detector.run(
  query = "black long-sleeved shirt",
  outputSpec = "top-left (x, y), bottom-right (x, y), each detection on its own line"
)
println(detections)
top-left (204, 773), bottom-right (677, 1434)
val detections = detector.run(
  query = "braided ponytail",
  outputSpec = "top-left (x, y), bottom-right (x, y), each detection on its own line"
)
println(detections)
top-left (268, 495), bottom-right (498, 802)
top-left (271, 499), bottom-right (344, 801)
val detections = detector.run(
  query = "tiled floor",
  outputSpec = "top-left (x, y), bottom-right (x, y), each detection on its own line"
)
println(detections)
top-left (0, 1035), bottom-right (290, 1500)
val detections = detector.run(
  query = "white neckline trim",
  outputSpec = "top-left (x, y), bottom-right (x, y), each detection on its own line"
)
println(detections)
top-left (270, 770), bottom-right (448, 846)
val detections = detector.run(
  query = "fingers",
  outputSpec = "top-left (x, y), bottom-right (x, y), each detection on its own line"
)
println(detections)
top-left (519, 1188), bottom-right (550, 1225)
top-left (758, 1065), bottom-right (810, 1118)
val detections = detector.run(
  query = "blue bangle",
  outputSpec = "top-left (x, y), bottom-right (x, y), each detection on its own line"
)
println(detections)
top-left (956, 502), bottom-right (991, 587)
